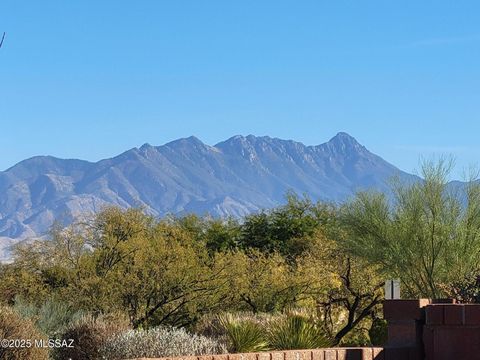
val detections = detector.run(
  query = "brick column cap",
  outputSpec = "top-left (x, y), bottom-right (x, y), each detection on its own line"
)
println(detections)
top-left (384, 299), bottom-right (432, 321)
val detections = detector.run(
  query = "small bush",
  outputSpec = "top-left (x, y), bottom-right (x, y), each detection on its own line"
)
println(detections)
top-left (0, 306), bottom-right (49, 360)
top-left (218, 313), bottom-right (269, 353)
top-left (339, 329), bottom-right (370, 347)
top-left (100, 326), bottom-right (227, 359)
top-left (194, 313), bottom-right (228, 339)
top-left (51, 313), bottom-right (129, 360)
top-left (14, 296), bottom-right (84, 338)
top-left (11, 296), bottom-right (37, 319)
top-left (369, 317), bottom-right (387, 346)
top-left (267, 315), bottom-right (331, 350)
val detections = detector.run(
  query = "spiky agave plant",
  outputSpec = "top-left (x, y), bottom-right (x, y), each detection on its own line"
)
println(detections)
top-left (217, 313), bottom-right (269, 353)
top-left (267, 315), bottom-right (331, 350)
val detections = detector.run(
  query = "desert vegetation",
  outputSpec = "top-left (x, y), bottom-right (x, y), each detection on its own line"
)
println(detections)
top-left (1, 160), bottom-right (479, 359)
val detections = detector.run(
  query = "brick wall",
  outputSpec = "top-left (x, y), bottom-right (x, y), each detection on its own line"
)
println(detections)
top-left (134, 299), bottom-right (480, 360)
top-left (383, 299), bottom-right (480, 359)
top-left (423, 303), bottom-right (480, 360)
top-left (132, 347), bottom-right (416, 360)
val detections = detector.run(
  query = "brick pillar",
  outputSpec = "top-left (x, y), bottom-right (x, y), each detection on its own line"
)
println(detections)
top-left (383, 299), bottom-right (431, 359)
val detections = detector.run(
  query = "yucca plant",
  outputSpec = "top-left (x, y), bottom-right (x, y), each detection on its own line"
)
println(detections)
top-left (217, 313), bottom-right (269, 353)
top-left (267, 315), bottom-right (331, 350)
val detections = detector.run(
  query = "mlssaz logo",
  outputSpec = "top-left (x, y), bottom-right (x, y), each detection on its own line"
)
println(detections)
top-left (35, 339), bottom-right (75, 349)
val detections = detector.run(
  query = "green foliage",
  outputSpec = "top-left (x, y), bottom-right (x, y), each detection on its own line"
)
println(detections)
top-left (341, 158), bottom-right (480, 298)
top-left (175, 214), bottom-right (241, 252)
top-left (239, 194), bottom-right (326, 259)
top-left (216, 312), bottom-right (331, 351)
top-left (313, 241), bottom-right (383, 345)
top-left (13, 296), bottom-right (84, 338)
top-left (3, 195), bottom-right (384, 345)
top-left (9, 208), bottom-right (223, 329)
top-left (0, 253), bottom-right (50, 305)
top-left (214, 250), bottom-right (309, 313)
top-left (110, 221), bottom-right (217, 328)
top-left (339, 328), bottom-right (371, 347)
top-left (204, 218), bottom-right (241, 252)
top-left (218, 313), bottom-right (269, 353)
top-left (369, 317), bottom-right (388, 346)
top-left (267, 315), bottom-right (331, 350)
top-left (0, 306), bottom-right (49, 360)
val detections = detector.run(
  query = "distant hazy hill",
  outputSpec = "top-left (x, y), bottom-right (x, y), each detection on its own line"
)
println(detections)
top-left (0, 132), bottom-right (415, 248)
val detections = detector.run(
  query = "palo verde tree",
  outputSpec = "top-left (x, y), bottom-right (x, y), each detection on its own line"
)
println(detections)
top-left (341, 158), bottom-right (480, 299)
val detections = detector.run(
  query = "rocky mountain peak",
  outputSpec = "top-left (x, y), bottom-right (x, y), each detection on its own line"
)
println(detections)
top-left (324, 132), bottom-right (367, 155)
top-left (0, 132), bottom-right (415, 257)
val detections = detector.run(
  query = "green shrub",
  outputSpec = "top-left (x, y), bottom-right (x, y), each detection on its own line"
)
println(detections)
top-left (101, 326), bottom-right (227, 359)
top-left (267, 315), bottom-right (331, 350)
top-left (51, 313), bottom-right (129, 360)
top-left (11, 296), bottom-right (37, 319)
top-left (217, 313), bottom-right (269, 353)
top-left (369, 317), bottom-right (387, 346)
top-left (339, 329), bottom-right (370, 347)
top-left (0, 306), bottom-right (49, 360)
top-left (13, 296), bottom-right (84, 338)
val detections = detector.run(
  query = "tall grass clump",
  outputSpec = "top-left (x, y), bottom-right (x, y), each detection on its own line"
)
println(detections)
top-left (100, 326), bottom-right (227, 359)
top-left (267, 315), bottom-right (331, 350)
top-left (217, 313), bottom-right (269, 353)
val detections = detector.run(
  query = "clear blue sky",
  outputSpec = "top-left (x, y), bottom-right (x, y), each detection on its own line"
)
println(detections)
top-left (1, 1), bottom-right (480, 179)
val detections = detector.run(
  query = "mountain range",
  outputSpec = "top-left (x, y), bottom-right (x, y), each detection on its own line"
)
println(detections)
top-left (0, 132), bottom-right (416, 258)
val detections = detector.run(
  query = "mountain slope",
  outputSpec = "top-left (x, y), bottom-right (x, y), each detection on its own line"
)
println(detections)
top-left (0, 132), bottom-right (415, 245)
